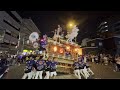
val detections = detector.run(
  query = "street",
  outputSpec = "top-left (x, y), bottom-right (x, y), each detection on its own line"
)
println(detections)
top-left (2, 62), bottom-right (120, 79)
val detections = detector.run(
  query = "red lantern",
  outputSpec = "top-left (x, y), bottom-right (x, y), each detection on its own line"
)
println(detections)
top-left (59, 48), bottom-right (64, 54)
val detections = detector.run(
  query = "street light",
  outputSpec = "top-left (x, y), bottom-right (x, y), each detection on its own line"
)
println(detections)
top-left (67, 20), bottom-right (76, 30)
top-left (104, 22), bottom-right (107, 24)
top-left (106, 29), bottom-right (108, 32)
top-left (69, 23), bottom-right (73, 27)
top-left (67, 22), bottom-right (74, 29)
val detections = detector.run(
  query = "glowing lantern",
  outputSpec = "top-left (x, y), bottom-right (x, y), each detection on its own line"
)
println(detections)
top-left (66, 46), bottom-right (70, 51)
top-left (53, 46), bottom-right (57, 52)
top-left (74, 48), bottom-right (78, 52)
top-left (59, 48), bottom-right (64, 54)
top-left (78, 48), bottom-right (82, 55)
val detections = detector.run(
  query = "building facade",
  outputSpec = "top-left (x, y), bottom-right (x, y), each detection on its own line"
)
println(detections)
top-left (103, 36), bottom-right (120, 55)
top-left (19, 18), bottom-right (41, 52)
top-left (83, 38), bottom-right (103, 55)
top-left (0, 11), bottom-right (20, 54)
top-left (0, 11), bottom-right (41, 54)
top-left (96, 16), bottom-right (120, 55)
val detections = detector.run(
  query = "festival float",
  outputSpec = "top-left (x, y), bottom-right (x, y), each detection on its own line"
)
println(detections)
top-left (28, 25), bottom-right (82, 73)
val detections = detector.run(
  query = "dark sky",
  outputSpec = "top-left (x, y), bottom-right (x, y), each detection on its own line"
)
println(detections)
top-left (17, 11), bottom-right (120, 44)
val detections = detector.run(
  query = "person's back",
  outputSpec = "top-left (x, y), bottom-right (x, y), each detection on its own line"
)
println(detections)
top-left (116, 57), bottom-right (120, 64)
top-left (98, 55), bottom-right (100, 63)
top-left (115, 56), bottom-right (120, 71)
top-left (50, 57), bottom-right (58, 78)
top-left (73, 61), bottom-right (79, 70)
top-left (50, 60), bottom-right (57, 71)
top-left (84, 55), bottom-right (87, 63)
top-left (24, 59), bottom-right (34, 73)
top-left (94, 55), bottom-right (99, 64)
top-left (104, 56), bottom-right (108, 65)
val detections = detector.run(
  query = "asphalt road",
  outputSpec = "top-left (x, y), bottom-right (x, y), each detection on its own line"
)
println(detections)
top-left (2, 62), bottom-right (120, 79)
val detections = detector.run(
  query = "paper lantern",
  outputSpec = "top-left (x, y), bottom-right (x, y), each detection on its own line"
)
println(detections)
top-left (78, 48), bottom-right (82, 55)
top-left (59, 48), bottom-right (64, 54)
top-left (53, 46), bottom-right (57, 52)
top-left (29, 32), bottom-right (39, 42)
top-left (74, 48), bottom-right (78, 52)
top-left (33, 42), bottom-right (39, 48)
top-left (66, 46), bottom-right (70, 51)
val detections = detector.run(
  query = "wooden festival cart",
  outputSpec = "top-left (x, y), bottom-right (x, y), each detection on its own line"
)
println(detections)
top-left (43, 37), bottom-right (82, 74)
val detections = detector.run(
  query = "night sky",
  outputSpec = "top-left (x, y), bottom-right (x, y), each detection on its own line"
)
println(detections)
top-left (17, 11), bottom-right (120, 44)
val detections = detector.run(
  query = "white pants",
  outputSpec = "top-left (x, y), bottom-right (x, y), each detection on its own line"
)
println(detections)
top-left (92, 58), bottom-right (94, 62)
top-left (31, 70), bottom-right (36, 79)
top-left (74, 69), bottom-right (81, 79)
top-left (44, 71), bottom-right (50, 79)
top-left (0, 74), bottom-right (4, 79)
top-left (79, 69), bottom-right (85, 77)
top-left (50, 71), bottom-right (57, 77)
top-left (35, 71), bottom-right (43, 79)
top-left (81, 68), bottom-right (90, 79)
top-left (87, 68), bottom-right (94, 75)
top-left (22, 72), bottom-right (33, 79)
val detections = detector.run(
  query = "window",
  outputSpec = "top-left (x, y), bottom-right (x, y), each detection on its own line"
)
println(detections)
top-left (91, 43), bottom-right (95, 46)
top-left (11, 32), bottom-right (18, 38)
top-left (5, 31), bottom-right (11, 36)
top-left (3, 39), bottom-right (9, 43)
top-left (0, 29), bottom-right (5, 37)
top-left (5, 11), bottom-right (21, 23)
top-left (99, 42), bottom-right (103, 46)
top-left (118, 41), bottom-right (120, 44)
top-left (114, 22), bottom-right (120, 27)
top-left (0, 30), bottom-right (5, 42)
top-left (115, 28), bottom-right (120, 32)
top-left (6, 29), bottom-right (11, 33)
top-left (3, 19), bottom-right (20, 31)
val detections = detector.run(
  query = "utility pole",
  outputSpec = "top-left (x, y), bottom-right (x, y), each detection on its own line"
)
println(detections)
top-left (17, 19), bottom-right (23, 55)
top-left (17, 31), bottom-right (20, 54)
top-left (22, 36), bottom-right (25, 52)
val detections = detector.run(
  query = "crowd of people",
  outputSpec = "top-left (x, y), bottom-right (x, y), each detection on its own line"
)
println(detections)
top-left (0, 53), bottom-right (26, 78)
top-left (0, 55), bottom-right (10, 78)
top-left (1, 51), bottom-right (120, 79)
top-left (73, 57), bottom-right (94, 79)
top-left (72, 53), bottom-right (120, 79)
top-left (22, 53), bottom-right (95, 79)
top-left (82, 53), bottom-right (120, 72)
top-left (22, 55), bottom-right (58, 79)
